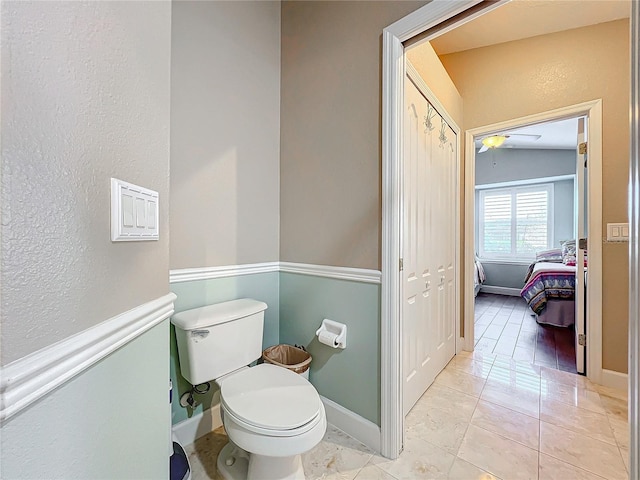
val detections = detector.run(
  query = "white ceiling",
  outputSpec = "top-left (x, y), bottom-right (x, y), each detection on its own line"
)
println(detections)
top-left (431, 0), bottom-right (630, 56)
top-left (474, 117), bottom-right (580, 151)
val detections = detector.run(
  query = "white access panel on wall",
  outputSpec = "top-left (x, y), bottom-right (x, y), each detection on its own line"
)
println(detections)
top-left (111, 178), bottom-right (159, 241)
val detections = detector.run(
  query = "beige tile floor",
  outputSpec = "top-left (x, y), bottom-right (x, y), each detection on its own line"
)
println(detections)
top-left (186, 351), bottom-right (629, 480)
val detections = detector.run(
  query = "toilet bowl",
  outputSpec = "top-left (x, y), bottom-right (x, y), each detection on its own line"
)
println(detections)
top-left (216, 364), bottom-right (326, 480)
top-left (171, 299), bottom-right (327, 480)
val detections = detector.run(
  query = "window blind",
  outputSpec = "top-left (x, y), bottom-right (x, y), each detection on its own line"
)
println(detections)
top-left (479, 184), bottom-right (553, 260)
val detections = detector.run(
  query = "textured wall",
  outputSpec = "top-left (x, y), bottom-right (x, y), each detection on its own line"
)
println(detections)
top-left (406, 41), bottom-right (463, 128)
top-left (280, 1), bottom-right (427, 269)
top-left (1, 1), bottom-right (171, 364)
top-left (1, 321), bottom-right (170, 480)
top-left (440, 20), bottom-right (630, 372)
top-left (170, 1), bottom-right (281, 269)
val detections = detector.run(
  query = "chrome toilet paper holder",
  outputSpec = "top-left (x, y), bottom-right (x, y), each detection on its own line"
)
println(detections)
top-left (315, 319), bottom-right (347, 349)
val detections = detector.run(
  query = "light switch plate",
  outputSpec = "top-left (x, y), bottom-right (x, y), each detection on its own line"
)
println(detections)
top-left (111, 178), bottom-right (159, 241)
top-left (606, 222), bottom-right (629, 242)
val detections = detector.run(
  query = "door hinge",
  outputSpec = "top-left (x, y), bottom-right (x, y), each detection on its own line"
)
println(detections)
top-left (578, 333), bottom-right (587, 346)
top-left (399, 258), bottom-right (404, 272)
top-left (579, 142), bottom-right (587, 155)
top-left (579, 238), bottom-right (588, 250)
top-left (579, 141), bottom-right (588, 168)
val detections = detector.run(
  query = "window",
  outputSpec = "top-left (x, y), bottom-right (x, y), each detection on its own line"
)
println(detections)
top-left (478, 183), bottom-right (553, 260)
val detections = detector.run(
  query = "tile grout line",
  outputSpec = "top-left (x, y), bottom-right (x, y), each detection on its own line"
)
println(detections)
top-left (603, 408), bottom-right (631, 473)
top-left (349, 452), bottom-right (376, 480)
top-left (456, 423), bottom-right (538, 480)
top-left (537, 435), bottom-right (617, 480)
top-left (538, 417), bottom-right (628, 473)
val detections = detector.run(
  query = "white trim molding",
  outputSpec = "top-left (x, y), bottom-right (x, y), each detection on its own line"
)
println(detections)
top-left (279, 262), bottom-right (381, 284)
top-left (629, 2), bottom-right (640, 478)
top-left (479, 286), bottom-right (522, 297)
top-left (0, 293), bottom-right (177, 422)
top-left (601, 369), bottom-right (629, 392)
top-left (170, 262), bottom-right (382, 285)
top-left (406, 61), bottom-right (460, 137)
top-left (321, 396), bottom-right (381, 454)
top-left (170, 262), bottom-right (279, 283)
top-left (172, 404), bottom-right (223, 447)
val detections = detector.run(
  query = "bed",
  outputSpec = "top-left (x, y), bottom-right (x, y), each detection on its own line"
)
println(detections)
top-left (520, 244), bottom-right (585, 327)
top-left (474, 257), bottom-right (486, 297)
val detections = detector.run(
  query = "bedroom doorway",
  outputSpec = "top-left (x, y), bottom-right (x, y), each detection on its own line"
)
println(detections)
top-left (470, 114), bottom-right (589, 376)
top-left (464, 103), bottom-right (602, 382)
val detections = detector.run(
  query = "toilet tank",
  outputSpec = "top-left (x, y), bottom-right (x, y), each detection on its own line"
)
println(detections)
top-left (171, 298), bottom-right (268, 385)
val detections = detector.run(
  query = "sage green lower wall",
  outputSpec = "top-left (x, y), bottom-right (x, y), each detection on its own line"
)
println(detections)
top-left (169, 270), bottom-right (380, 427)
top-left (0, 320), bottom-right (170, 480)
top-left (170, 272), bottom-right (280, 425)
top-left (279, 273), bottom-right (381, 425)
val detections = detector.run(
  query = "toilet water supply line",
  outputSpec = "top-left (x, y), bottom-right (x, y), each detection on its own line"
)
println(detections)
top-left (179, 381), bottom-right (211, 409)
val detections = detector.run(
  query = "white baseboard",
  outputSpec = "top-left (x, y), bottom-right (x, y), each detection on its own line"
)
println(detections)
top-left (601, 369), bottom-right (629, 391)
top-left (479, 285), bottom-right (522, 297)
top-left (172, 404), bottom-right (223, 447)
top-left (321, 396), bottom-right (381, 453)
top-left (172, 397), bottom-right (382, 454)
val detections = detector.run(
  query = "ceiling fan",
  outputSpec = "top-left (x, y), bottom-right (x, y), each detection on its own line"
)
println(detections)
top-left (477, 133), bottom-right (542, 153)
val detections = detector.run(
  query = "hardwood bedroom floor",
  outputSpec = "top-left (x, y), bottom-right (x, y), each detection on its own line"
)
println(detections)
top-left (474, 293), bottom-right (577, 374)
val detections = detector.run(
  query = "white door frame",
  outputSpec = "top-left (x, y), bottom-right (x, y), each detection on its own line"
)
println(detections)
top-left (381, 0), bottom-right (505, 459)
top-left (463, 102), bottom-right (603, 383)
top-left (381, 0), bottom-right (639, 462)
top-left (628, 2), bottom-right (639, 479)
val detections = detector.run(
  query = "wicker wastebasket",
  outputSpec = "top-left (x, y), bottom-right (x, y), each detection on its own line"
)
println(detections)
top-left (262, 344), bottom-right (312, 379)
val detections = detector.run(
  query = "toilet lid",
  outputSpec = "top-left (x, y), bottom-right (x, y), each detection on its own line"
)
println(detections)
top-left (220, 364), bottom-right (321, 431)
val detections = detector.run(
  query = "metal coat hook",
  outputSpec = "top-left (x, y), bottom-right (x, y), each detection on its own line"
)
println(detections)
top-left (439, 118), bottom-right (448, 146)
top-left (424, 104), bottom-right (436, 131)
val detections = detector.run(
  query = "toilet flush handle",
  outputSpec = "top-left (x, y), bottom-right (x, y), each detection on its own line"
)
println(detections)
top-left (190, 329), bottom-right (209, 340)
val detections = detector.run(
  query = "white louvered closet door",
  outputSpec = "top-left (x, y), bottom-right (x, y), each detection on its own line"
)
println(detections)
top-left (403, 74), bottom-right (457, 416)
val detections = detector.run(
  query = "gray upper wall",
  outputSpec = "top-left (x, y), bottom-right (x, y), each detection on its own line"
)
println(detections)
top-left (170, 1), bottom-right (281, 270)
top-left (280, 1), bottom-right (428, 270)
top-left (475, 148), bottom-right (576, 185)
top-left (171, 1), bottom-right (423, 271)
top-left (1, 1), bottom-right (171, 365)
top-left (475, 148), bottom-right (576, 249)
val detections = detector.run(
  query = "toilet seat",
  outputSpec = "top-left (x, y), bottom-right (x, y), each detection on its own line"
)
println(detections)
top-left (219, 364), bottom-right (322, 435)
top-left (221, 401), bottom-right (324, 438)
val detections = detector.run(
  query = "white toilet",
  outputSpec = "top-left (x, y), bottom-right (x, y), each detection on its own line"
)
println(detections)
top-left (171, 298), bottom-right (327, 480)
